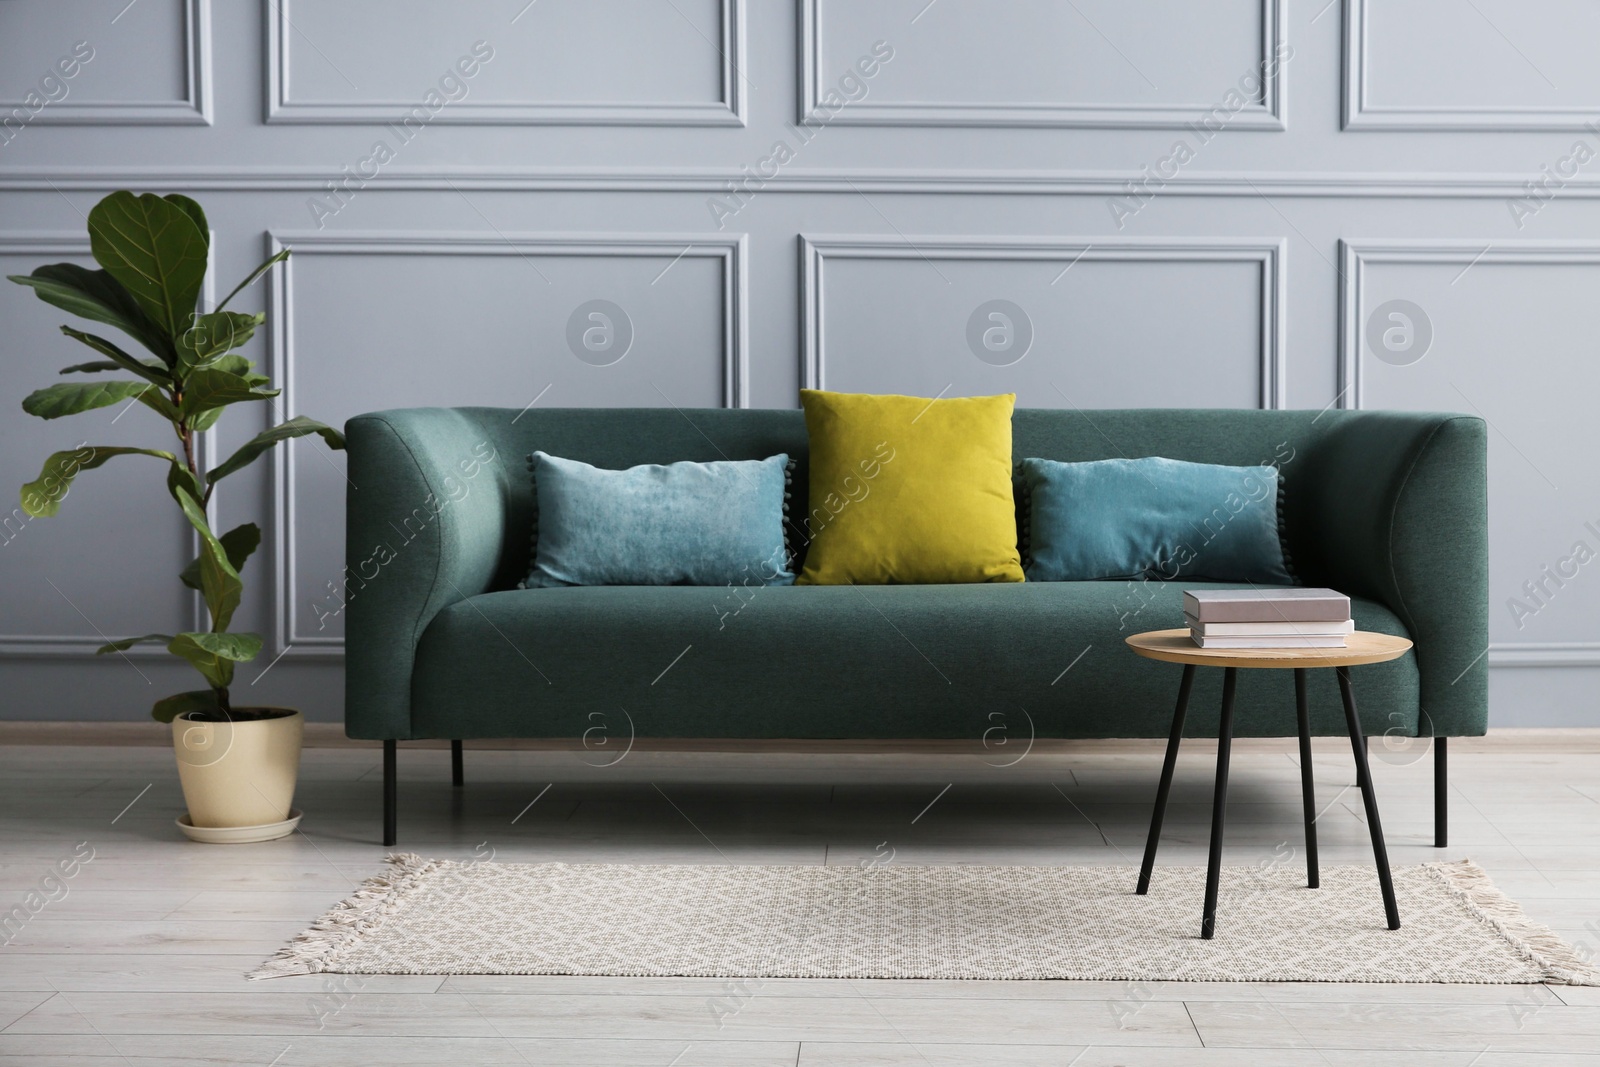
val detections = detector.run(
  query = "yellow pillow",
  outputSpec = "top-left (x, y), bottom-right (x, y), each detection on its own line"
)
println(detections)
top-left (797, 390), bottom-right (1024, 585)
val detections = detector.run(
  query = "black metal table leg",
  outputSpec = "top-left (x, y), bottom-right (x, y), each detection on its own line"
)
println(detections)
top-left (452, 739), bottom-right (465, 787)
top-left (1201, 667), bottom-right (1238, 940)
top-left (1435, 737), bottom-right (1448, 848)
top-left (383, 740), bottom-right (398, 847)
top-left (1138, 665), bottom-right (1195, 894)
top-left (1294, 668), bottom-right (1320, 889)
top-left (1338, 666), bottom-right (1401, 930)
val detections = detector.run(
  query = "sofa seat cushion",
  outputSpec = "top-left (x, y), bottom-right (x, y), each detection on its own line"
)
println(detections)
top-left (411, 582), bottom-right (1417, 742)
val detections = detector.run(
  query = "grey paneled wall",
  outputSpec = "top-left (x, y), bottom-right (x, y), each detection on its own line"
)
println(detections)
top-left (800, 0), bottom-right (1282, 128)
top-left (0, 0), bottom-right (1596, 726)
top-left (268, 0), bottom-right (740, 125)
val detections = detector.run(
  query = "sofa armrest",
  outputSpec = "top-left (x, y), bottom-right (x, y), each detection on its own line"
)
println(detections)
top-left (1299, 412), bottom-right (1489, 736)
top-left (344, 409), bottom-right (511, 740)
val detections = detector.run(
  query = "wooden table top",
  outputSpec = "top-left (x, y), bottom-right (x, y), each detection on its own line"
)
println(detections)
top-left (1125, 628), bottom-right (1414, 669)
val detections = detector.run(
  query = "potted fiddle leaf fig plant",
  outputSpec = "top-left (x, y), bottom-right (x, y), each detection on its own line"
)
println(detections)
top-left (8, 190), bottom-right (345, 843)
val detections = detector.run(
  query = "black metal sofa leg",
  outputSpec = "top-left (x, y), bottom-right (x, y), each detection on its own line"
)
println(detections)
top-left (384, 740), bottom-right (398, 847)
top-left (1435, 737), bottom-right (1448, 848)
top-left (452, 740), bottom-right (464, 787)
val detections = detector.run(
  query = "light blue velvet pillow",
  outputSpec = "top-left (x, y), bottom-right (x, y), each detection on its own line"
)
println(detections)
top-left (1019, 456), bottom-right (1293, 583)
top-left (523, 452), bottom-right (794, 588)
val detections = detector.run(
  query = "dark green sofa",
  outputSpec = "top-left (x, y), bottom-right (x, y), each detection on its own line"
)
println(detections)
top-left (345, 408), bottom-right (1488, 846)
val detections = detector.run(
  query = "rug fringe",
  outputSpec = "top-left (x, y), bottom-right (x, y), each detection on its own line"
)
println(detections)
top-left (1427, 859), bottom-right (1600, 986)
top-left (247, 852), bottom-right (439, 980)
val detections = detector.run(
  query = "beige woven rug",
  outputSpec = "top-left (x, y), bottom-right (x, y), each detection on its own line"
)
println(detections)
top-left (252, 855), bottom-right (1599, 984)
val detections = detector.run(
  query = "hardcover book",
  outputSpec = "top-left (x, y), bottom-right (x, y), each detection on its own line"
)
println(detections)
top-left (1184, 614), bottom-right (1356, 637)
top-left (1182, 587), bottom-right (1351, 623)
top-left (1190, 634), bottom-right (1349, 649)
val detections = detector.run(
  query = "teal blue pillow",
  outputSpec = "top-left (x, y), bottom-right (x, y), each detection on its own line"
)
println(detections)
top-left (523, 452), bottom-right (794, 588)
top-left (1019, 456), bottom-right (1292, 583)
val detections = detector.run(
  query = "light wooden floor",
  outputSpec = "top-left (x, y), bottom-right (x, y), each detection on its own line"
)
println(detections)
top-left (2, 733), bottom-right (1599, 1065)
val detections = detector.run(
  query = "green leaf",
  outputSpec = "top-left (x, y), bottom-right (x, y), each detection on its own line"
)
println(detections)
top-left (192, 357), bottom-right (262, 431)
top-left (7, 263), bottom-right (174, 364)
top-left (167, 631), bottom-right (262, 691)
top-left (96, 633), bottom-right (174, 655)
top-left (217, 248), bottom-right (289, 313)
top-left (22, 380), bottom-right (153, 421)
top-left (135, 389), bottom-right (181, 422)
top-left (175, 311), bottom-right (262, 376)
top-left (174, 490), bottom-right (243, 631)
top-left (86, 191), bottom-right (208, 340)
top-left (208, 354), bottom-right (252, 377)
top-left (180, 522), bottom-right (260, 590)
top-left (60, 325), bottom-right (169, 385)
top-left (175, 631), bottom-right (260, 661)
top-left (208, 416), bottom-right (346, 485)
top-left (178, 368), bottom-right (280, 421)
top-left (165, 456), bottom-right (202, 506)
top-left (207, 354), bottom-right (269, 388)
top-left (59, 361), bottom-right (125, 374)
top-left (189, 406), bottom-right (225, 433)
top-left (163, 194), bottom-right (209, 243)
top-left (152, 689), bottom-right (220, 723)
top-left (20, 445), bottom-right (177, 517)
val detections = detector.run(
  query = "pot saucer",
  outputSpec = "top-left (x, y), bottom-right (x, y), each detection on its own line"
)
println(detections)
top-left (177, 808), bottom-right (302, 843)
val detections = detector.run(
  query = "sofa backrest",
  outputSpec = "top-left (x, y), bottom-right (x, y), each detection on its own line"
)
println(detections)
top-left (449, 405), bottom-right (1371, 589)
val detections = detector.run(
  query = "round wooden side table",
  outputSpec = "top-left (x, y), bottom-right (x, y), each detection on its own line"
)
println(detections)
top-left (1125, 628), bottom-right (1414, 939)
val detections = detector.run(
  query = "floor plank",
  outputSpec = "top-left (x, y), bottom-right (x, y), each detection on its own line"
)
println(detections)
top-left (455, 991), bottom-right (1202, 1046)
top-left (3, 991), bottom-right (502, 1038)
top-left (799, 1046), bottom-right (1600, 1066)
top-left (0, 954), bottom-right (443, 994)
top-left (0, 996), bottom-right (52, 1033)
top-left (1186, 999), bottom-right (1600, 1053)
top-left (0, 1034), bottom-right (800, 1066)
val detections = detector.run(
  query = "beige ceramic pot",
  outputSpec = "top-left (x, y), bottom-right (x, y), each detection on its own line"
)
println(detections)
top-left (172, 708), bottom-right (303, 842)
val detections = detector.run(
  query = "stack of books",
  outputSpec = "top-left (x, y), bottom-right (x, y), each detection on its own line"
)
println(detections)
top-left (1182, 588), bottom-right (1353, 649)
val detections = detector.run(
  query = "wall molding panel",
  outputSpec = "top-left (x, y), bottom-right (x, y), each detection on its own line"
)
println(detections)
top-left (1337, 239), bottom-right (1600, 410)
top-left (1337, 238), bottom-right (1600, 668)
top-left (265, 0), bottom-right (746, 126)
top-left (801, 235), bottom-right (1287, 408)
top-left (799, 0), bottom-right (1285, 129)
top-left (1343, 0), bottom-right (1600, 130)
top-left (265, 230), bottom-right (748, 657)
top-left (0, 0), bottom-right (212, 126)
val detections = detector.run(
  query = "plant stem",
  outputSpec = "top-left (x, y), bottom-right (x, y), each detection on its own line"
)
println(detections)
top-left (179, 426), bottom-right (199, 483)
